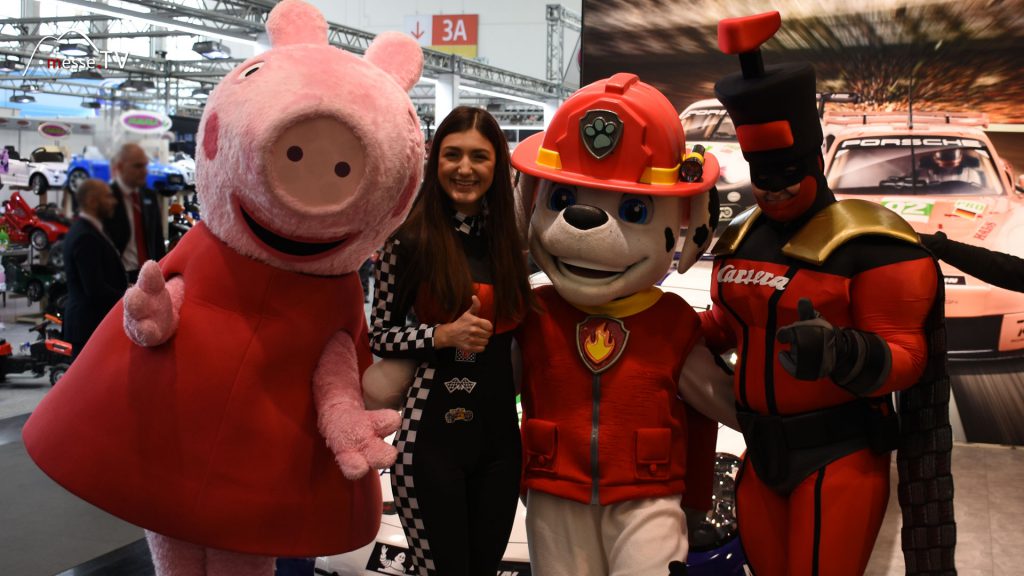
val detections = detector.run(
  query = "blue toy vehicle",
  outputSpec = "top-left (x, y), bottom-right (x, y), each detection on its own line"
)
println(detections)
top-left (65, 146), bottom-right (187, 197)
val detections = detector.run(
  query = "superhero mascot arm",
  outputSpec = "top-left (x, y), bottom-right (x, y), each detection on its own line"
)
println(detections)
top-left (923, 230), bottom-right (1024, 293)
top-left (778, 253), bottom-right (936, 396)
top-left (699, 305), bottom-right (739, 355)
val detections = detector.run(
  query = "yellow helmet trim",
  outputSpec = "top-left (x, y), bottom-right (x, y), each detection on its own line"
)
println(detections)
top-left (640, 163), bottom-right (681, 186)
top-left (537, 147), bottom-right (562, 170)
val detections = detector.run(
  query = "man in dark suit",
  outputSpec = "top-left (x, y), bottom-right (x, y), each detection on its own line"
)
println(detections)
top-left (63, 179), bottom-right (129, 359)
top-left (103, 143), bottom-right (166, 282)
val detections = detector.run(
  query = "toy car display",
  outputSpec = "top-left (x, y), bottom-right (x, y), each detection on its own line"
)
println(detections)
top-left (1, 190), bottom-right (69, 250)
top-left (170, 151), bottom-right (196, 188)
top-left (679, 99), bottom-right (753, 228)
top-left (0, 314), bottom-right (72, 386)
top-left (0, 145), bottom-right (69, 195)
top-left (2, 258), bottom-right (65, 303)
top-left (65, 146), bottom-right (187, 197)
top-left (824, 110), bottom-right (1024, 357)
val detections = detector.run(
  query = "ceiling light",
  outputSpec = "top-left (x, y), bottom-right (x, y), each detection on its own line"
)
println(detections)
top-left (192, 40), bottom-right (230, 60)
top-left (58, 41), bottom-right (92, 57)
top-left (20, 82), bottom-right (40, 92)
top-left (191, 86), bottom-right (210, 99)
top-left (119, 78), bottom-right (157, 92)
top-left (71, 68), bottom-right (104, 80)
top-left (10, 93), bottom-right (35, 104)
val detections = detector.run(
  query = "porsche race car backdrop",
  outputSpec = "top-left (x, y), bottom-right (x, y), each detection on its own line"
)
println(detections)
top-left (581, 0), bottom-right (1024, 445)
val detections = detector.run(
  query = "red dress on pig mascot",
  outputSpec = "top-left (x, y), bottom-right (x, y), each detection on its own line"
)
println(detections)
top-left (22, 1), bottom-right (425, 574)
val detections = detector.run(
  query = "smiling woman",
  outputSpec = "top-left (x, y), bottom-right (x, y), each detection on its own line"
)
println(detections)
top-left (368, 106), bottom-right (534, 576)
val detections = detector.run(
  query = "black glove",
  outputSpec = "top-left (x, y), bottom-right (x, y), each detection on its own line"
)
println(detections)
top-left (919, 230), bottom-right (948, 259)
top-left (776, 298), bottom-right (892, 395)
top-left (668, 560), bottom-right (688, 576)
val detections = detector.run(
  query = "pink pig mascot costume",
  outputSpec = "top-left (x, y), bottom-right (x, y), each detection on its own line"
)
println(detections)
top-left (22, 1), bottom-right (425, 574)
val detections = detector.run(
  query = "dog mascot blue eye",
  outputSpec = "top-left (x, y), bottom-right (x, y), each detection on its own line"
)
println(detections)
top-left (619, 197), bottom-right (650, 224)
top-left (548, 186), bottom-right (577, 211)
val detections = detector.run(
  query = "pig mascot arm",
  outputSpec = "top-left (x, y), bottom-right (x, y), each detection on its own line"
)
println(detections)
top-left (314, 332), bottom-right (402, 479)
top-left (123, 260), bottom-right (185, 347)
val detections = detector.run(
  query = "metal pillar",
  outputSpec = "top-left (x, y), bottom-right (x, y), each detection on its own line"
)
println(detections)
top-left (435, 73), bottom-right (459, 129)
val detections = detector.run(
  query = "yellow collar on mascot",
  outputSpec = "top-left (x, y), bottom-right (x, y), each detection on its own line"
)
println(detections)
top-left (570, 287), bottom-right (663, 318)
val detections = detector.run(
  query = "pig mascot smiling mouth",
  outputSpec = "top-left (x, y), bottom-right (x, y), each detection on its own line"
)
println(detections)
top-left (22, 1), bottom-right (425, 575)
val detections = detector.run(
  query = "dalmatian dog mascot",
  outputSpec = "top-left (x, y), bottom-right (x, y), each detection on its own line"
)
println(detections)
top-left (510, 72), bottom-right (737, 576)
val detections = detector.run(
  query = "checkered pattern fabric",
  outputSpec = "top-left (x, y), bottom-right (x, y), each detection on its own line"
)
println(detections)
top-left (370, 238), bottom-right (436, 356)
top-left (452, 207), bottom-right (487, 237)
top-left (391, 363), bottom-right (437, 575)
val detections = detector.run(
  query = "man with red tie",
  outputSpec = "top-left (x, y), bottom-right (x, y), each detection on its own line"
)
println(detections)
top-left (104, 143), bottom-right (167, 282)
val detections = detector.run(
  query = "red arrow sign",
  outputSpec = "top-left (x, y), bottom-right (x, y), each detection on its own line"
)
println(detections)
top-left (411, 21), bottom-right (425, 39)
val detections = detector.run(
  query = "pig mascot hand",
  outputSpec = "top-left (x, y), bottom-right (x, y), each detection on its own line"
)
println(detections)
top-left (22, 1), bottom-right (424, 575)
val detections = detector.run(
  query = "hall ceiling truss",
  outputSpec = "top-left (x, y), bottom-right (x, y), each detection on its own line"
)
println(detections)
top-left (0, 0), bottom-right (566, 116)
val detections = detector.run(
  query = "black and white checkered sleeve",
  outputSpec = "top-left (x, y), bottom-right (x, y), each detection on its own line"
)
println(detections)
top-left (369, 237), bottom-right (438, 360)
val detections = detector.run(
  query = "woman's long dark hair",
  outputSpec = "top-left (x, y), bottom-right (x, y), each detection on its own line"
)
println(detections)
top-left (394, 106), bottom-right (533, 324)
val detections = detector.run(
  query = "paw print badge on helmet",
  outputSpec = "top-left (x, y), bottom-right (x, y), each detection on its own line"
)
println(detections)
top-left (512, 72), bottom-right (719, 197)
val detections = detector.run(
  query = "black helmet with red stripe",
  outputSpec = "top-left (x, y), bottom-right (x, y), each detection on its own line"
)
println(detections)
top-left (714, 12), bottom-right (829, 221)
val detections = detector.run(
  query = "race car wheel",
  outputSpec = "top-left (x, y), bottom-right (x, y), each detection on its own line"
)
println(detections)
top-left (67, 169), bottom-right (88, 194)
top-left (30, 174), bottom-right (48, 195)
top-left (30, 228), bottom-right (50, 250)
top-left (50, 363), bottom-right (70, 386)
top-left (26, 279), bottom-right (44, 302)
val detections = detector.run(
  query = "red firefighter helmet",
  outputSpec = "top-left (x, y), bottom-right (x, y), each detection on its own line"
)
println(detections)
top-left (512, 73), bottom-right (719, 196)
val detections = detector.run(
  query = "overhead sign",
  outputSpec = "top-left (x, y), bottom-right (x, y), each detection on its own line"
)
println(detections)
top-left (37, 122), bottom-right (72, 139)
top-left (119, 110), bottom-right (172, 134)
top-left (404, 14), bottom-right (478, 58)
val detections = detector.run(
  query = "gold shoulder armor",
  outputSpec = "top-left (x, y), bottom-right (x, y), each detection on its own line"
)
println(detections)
top-left (710, 206), bottom-right (761, 257)
top-left (782, 199), bottom-right (922, 265)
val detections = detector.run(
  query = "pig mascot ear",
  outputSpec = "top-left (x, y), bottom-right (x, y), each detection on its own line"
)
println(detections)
top-left (365, 31), bottom-right (424, 91)
top-left (266, 0), bottom-right (329, 47)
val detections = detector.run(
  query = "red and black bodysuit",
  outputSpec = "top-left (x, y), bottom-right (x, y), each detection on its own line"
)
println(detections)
top-left (703, 193), bottom-right (936, 576)
top-left (370, 211), bottom-right (521, 576)
top-left (705, 12), bottom-right (956, 576)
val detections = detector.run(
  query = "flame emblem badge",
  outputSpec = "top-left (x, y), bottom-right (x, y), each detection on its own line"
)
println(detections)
top-left (576, 316), bottom-right (630, 374)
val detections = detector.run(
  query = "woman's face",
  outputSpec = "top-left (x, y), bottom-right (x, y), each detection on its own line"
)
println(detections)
top-left (437, 128), bottom-right (496, 215)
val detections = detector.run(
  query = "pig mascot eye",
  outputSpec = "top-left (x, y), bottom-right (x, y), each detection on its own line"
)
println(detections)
top-left (618, 196), bottom-right (652, 224)
top-left (239, 61), bottom-right (264, 78)
top-left (548, 185), bottom-right (577, 211)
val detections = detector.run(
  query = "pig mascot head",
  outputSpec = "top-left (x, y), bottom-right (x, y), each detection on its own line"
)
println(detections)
top-left (197, 0), bottom-right (424, 275)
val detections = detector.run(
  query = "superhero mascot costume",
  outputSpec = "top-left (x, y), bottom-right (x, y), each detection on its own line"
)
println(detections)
top-left (701, 12), bottom-right (957, 576)
top-left (510, 73), bottom-right (738, 576)
top-left (22, 1), bottom-right (426, 574)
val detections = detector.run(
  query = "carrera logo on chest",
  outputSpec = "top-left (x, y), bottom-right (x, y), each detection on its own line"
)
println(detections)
top-left (717, 264), bottom-right (790, 291)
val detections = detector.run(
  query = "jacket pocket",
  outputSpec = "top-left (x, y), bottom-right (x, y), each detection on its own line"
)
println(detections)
top-left (635, 428), bottom-right (672, 480)
top-left (523, 419), bottom-right (558, 474)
